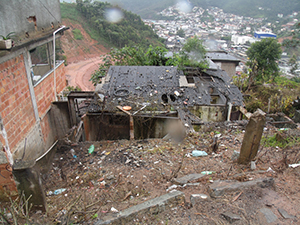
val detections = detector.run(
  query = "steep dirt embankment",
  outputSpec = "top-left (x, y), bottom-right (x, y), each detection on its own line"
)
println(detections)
top-left (60, 19), bottom-right (109, 91)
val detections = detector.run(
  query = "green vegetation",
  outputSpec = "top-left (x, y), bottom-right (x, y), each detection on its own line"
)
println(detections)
top-left (74, 0), bottom-right (163, 48)
top-left (90, 37), bottom-right (208, 85)
top-left (60, 1), bottom-right (163, 48)
top-left (72, 28), bottom-right (83, 40)
top-left (176, 29), bottom-right (185, 38)
top-left (99, 0), bottom-right (300, 20)
top-left (262, 132), bottom-right (300, 149)
top-left (238, 76), bottom-right (300, 117)
top-left (246, 38), bottom-right (282, 84)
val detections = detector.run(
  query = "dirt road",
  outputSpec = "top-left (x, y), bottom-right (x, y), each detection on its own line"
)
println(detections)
top-left (64, 57), bottom-right (103, 91)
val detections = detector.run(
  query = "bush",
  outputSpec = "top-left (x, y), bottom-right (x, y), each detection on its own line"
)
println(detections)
top-left (72, 28), bottom-right (83, 40)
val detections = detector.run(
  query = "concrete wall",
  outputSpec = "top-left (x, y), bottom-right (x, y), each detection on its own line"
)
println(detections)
top-left (50, 102), bottom-right (71, 141)
top-left (220, 62), bottom-right (237, 78)
top-left (190, 106), bottom-right (226, 122)
top-left (0, 0), bottom-right (61, 40)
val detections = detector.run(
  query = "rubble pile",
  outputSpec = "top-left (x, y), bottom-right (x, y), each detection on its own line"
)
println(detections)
top-left (30, 121), bottom-right (300, 224)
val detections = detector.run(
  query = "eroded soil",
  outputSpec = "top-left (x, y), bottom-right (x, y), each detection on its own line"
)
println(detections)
top-left (19, 122), bottom-right (300, 224)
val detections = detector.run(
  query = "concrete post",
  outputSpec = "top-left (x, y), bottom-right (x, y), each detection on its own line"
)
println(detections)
top-left (238, 109), bottom-right (266, 164)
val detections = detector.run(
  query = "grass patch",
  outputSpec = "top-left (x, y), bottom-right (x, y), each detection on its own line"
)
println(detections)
top-left (72, 28), bottom-right (83, 40)
top-left (262, 132), bottom-right (300, 149)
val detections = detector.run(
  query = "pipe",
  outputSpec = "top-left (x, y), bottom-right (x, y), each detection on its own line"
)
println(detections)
top-left (53, 25), bottom-right (66, 101)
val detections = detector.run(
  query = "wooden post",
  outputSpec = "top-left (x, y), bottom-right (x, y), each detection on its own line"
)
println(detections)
top-left (238, 109), bottom-right (266, 164)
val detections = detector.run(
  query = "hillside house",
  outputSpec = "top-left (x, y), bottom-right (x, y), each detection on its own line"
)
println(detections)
top-left (77, 65), bottom-right (244, 141)
top-left (206, 51), bottom-right (240, 78)
top-left (0, 0), bottom-right (68, 203)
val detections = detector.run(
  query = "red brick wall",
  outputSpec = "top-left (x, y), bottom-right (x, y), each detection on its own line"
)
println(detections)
top-left (34, 62), bottom-right (66, 148)
top-left (34, 62), bottom-right (66, 118)
top-left (0, 55), bottom-right (36, 153)
top-left (0, 163), bottom-right (18, 201)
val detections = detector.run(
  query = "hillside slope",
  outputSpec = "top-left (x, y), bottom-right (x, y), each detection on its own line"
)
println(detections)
top-left (60, 18), bottom-right (109, 64)
top-left (100, 0), bottom-right (300, 20)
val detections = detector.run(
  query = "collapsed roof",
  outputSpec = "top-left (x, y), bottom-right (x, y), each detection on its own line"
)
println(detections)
top-left (94, 66), bottom-right (243, 112)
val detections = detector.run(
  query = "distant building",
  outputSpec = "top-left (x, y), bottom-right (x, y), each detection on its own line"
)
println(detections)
top-left (231, 35), bottom-right (257, 45)
top-left (254, 32), bottom-right (277, 39)
top-left (206, 51), bottom-right (240, 78)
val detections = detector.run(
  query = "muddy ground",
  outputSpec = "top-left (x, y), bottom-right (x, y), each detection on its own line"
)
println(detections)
top-left (2, 121), bottom-right (300, 224)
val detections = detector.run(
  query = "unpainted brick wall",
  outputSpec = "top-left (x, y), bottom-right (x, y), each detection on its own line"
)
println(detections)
top-left (0, 55), bottom-right (36, 152)
top-left (34, 62), bottom-right (66, 118)
top-left (0, 163), bottom-right (18, 201)
top-left (34, 63), bottom-right (66, 150)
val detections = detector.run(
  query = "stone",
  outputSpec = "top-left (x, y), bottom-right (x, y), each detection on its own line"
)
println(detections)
top-left (259, 208), bottom-right (277, 223)
top-left (209, 177), bottom-right (274, 197)
top-left (221, 212), bottom-right (241, 223)
top-left (277, 208), bottom-right (296, 219)
top-left (173, 173), bottom-right (205, 185)
top-left (95, 190), bottom-right (185, 225)
top-left (292, 110), bottom-right (300, 123)
top-left (190, 194), bottom-right (209, 207)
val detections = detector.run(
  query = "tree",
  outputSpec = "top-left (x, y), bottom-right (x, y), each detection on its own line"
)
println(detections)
top-left (90, 37), bottom-right (208, 85)
top-left (178, 36), bottom-right (208, 69)
top-left (289, 54), bottom-right (299, 75)
top-left (176, 29), bottom-right (185, 38)
top-left (246, 38), bottom-right (282, 83)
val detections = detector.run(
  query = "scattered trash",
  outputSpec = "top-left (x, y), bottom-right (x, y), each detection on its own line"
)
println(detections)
top-left (289, 163), bottom-right (300, 168)
top-left (47, 189), bottom-right (67, 196)
top-left (192, 150), bottom-right (208, 157)
top-left (70, 149), bottom-right (77, 158)
top-left (231, 150), bottom-right (240, 161)
top-left (267, 167), bottom-right (275, 173)
top-left (166, 184), bottom-right (178, 192)
top-left (111, 207), bottom-right (119, 213)
top-left (250, 161), bottom-right (256, 170)
top-left (201, 171), bottom-right (215, 175)
top-left (88, 145), bottom-right (95, 154)
top-left (279, 128), bottom-right (289, 131)
top-left (122, 106), bottom-right (132, 111)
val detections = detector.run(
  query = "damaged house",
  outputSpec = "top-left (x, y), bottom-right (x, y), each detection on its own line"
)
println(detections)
top-left (76, 64), bottom-right (243, 141)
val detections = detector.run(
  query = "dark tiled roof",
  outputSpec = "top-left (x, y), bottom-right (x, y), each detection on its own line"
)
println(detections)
top-left (96, 66), bottom-right (243, 112)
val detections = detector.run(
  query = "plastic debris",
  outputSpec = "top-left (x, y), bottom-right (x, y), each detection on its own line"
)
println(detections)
top-left (111, 207), bottom-right (118, 213)
top-left (166, 184), bottom-right (178, 192)
top-left (267, 167), bottom-right (275, 173)
top-left (250, 161), bottom-right (256, 170)
top-left (201, 171), bottom-right (215, 175)
top-left (70, 149), bottom-right (77, 158)
top-left (289, 163), bottom-right (300, 168)
top-left (88, 145), bottom-right (95, 154)
top-left (53, 188), bottom-right (67, 195)
top-left (192, 150), bottom-right (208, 157)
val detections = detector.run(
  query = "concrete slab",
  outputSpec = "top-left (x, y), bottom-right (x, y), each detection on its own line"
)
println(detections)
top-left (95, 190), bottom-right (185, 225)
top-left (209, 177), bottom-right (274, 197)
top-left (190, 194), bottom-right (209, 207)
top-left (173, 173), bottom-right (205, 185)
top-left (259, 208), bottom-right (277, 223)
top-left (278, 208), bottom-right (296, 219)
top-left (221, 212), bottom-right (242, 223)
